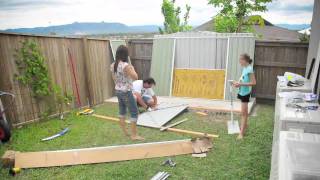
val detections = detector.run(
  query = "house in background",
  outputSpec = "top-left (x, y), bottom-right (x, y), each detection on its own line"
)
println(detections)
top-left (194, 17), bottom-right (303, 42)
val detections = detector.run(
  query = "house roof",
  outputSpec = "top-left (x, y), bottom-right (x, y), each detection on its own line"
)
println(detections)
top-left (194, 18), bottom-right (302, 42)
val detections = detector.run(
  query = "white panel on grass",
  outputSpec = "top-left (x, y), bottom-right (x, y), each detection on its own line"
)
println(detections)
top-left (137, 103), bottom-right (188, 128)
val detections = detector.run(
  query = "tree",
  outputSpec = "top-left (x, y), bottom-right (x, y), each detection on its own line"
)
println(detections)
top-left (159, 0), bottom-right (192, 34)
top-left (299, 32), bottom-right (310, 43)
top-left (208, 0), bottom-right (272, 33)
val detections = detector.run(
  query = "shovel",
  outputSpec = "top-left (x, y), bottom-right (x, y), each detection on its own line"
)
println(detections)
top-left (227, 80), bottom-right (240, 134)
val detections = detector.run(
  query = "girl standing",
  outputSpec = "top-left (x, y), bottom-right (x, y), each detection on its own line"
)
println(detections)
top-left (232, 53), bottom-right (256, 139)
top-left (110, 45), bottom-right (144, 141)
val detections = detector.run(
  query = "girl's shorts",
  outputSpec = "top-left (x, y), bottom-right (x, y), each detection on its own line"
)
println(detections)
top-left (237, 94), bottom-right (250, 103)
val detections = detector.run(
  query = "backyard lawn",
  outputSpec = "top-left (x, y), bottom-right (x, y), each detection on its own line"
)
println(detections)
top-left (0, 103), bottom-right (274, 180)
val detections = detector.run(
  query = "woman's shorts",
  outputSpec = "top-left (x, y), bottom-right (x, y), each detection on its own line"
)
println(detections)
top-left (237, 94), bottom-right (250, 103)
top-left (115, 90), bottom-right (138, 122)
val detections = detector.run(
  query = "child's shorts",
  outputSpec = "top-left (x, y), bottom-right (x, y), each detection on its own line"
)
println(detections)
top-left (237, 94), bottom-right (250, 103)
top-left (142, 95), bottom-right (153, 104)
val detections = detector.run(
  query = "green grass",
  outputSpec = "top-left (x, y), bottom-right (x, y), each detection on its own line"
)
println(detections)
top-left (0, 103), bottom-right (274, 180)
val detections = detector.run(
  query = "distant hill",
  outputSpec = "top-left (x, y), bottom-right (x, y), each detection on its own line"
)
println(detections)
top-left (275, 24), bottom-right (310, 30)
top-left (2, 22), bottom-right (160, 35)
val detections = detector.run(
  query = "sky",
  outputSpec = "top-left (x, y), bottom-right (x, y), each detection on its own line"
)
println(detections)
top-left (0, 0), bottom-right (315, 30)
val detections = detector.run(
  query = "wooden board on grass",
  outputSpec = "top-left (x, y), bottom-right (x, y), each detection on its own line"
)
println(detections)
top-left (15, 140), bottom-right (193, 168)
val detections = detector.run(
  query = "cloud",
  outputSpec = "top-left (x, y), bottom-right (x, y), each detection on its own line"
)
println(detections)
top-left (261, 0), bottom-right (314, 24)
top-left (267, 0), bottom-right (314, 12)
top-left (0, 0), bottom-right (75, 10)
top-left (0, 0), bottom-right (315, 30)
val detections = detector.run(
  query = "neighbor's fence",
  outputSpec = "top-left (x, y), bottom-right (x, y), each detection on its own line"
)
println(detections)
top-left (127, 39), bottom-right (309, 100)
top-left (0, 32), bottom-right (114, 126)
top-left (254, 41), bottom-right (308, 99)
top-left (127, 39), bottom-right (153, 79)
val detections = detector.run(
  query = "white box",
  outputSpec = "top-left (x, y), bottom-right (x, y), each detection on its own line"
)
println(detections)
top-left (277, 80), bottom-right (313, 93)
top-left (279, 99), bottom-right (320, 134)
top-left (279, 131), bottom-right (320, 180)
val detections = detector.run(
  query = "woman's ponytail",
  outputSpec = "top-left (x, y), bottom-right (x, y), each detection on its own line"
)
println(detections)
top-left (241, 53), bottom-right (252, 64)
top-left (114, 45), bottom-right (129, 73)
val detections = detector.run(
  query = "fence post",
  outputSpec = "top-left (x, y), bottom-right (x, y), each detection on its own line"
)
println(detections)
top-left (82, 38), bottom-right (94, 106)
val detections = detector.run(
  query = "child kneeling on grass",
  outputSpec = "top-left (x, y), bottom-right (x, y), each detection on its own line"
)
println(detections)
top-left (232, 53), bottom-right (256, 139)
top-left (110, 45), bottom-right (144, 141)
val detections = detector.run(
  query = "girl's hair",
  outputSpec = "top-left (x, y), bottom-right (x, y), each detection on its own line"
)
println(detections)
top-left (240, 53), bottom-right (253, 64)
top-left (114, 45), bottom-right (129, 73)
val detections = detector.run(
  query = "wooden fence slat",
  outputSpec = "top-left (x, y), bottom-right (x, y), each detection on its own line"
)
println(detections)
top-left (127, 39), bottom-right (153, 80)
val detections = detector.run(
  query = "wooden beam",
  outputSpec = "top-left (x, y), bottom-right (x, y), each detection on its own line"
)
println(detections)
top-left (15, 140), bottom-right (194, 168)
top-left (92, 114), bottom-right (219, 138)
top-left (166, 128), bottom-right (218, 138)
top-left (191, 106), bottom-right (241, 113)
top-left (160, 118), bottom-right (189, 131)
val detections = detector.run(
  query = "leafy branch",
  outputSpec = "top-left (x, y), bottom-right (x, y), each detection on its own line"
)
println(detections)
top-left (159, 0), bottom-right (192, 34)
top-left (14, 40), bottom-right (51, 98)
top-left (14, 40), bottom-right (73, 119)
top-left (208, 0), bottom-right (272, 33)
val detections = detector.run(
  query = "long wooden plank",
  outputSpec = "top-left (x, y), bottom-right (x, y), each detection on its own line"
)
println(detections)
top-left (160, 118), bottom-right (189, 131)
top-left (166, 128), bottom-right (218, 138)
top-left (15, 140), bottom-right (193, 168)
top-left (92, 114), bottom-right (219, 138)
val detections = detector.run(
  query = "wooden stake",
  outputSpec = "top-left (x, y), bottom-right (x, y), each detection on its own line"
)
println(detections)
top-left (196, 111), bottom-right (208, 116)
top-left (92, 114), bottom-right (219, 138)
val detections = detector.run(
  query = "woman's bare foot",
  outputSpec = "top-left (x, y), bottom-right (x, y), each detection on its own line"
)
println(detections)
top-left (131, 135), bottom-right (145, 141)
top-left (237, 134), bottom-right (244, 140)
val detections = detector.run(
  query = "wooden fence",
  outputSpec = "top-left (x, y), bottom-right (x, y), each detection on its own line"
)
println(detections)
top-left (0, 33), bottom-right (114, 126)
top-left (254, 41), bottom-right (308, 99)
top-left (127, 39), bottom-right (153, 79)
top-left (126, 39), bottom-right (309, 100)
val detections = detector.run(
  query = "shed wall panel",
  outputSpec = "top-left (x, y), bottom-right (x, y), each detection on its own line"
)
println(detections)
top-left (224, 37), bottom-right (255, 100)
top-left (175, 38), bottom-right (228, 69)
top-left (150, 38), bottom-right (175, 96)
top-left (110, 40), bottom-right (126, 61)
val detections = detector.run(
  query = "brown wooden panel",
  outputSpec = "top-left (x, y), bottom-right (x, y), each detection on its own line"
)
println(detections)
top-left (254, 41), bottom-right (308, 99)
top-left (128, 39), bottom-right (152, 80)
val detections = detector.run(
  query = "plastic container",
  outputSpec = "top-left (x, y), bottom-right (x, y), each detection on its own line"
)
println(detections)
top-left (279, 98), bottom-right (320, 134)
top-left (279, 131), bottom-right (320, 180)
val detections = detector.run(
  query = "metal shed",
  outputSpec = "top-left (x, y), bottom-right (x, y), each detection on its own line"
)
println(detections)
top-left (150, 31), bottom-right (255, 100)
